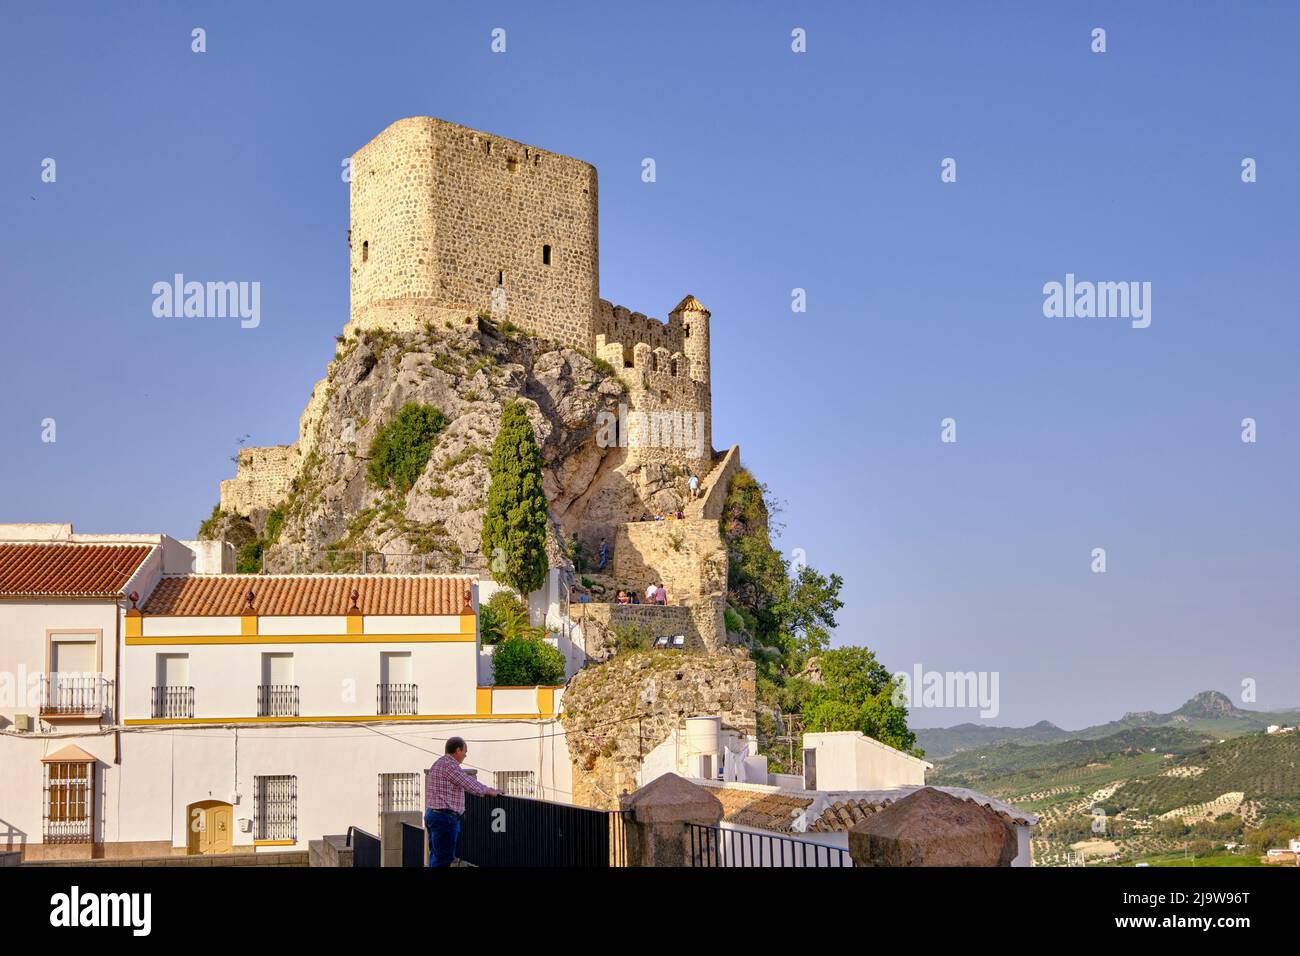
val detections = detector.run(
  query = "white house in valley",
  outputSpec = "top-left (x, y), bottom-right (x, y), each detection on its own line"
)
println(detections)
top-left (0, 523), bottom-right (570, 862)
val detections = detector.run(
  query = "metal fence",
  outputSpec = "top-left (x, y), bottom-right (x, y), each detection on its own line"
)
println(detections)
top-left (378, 772), bottom-right (422, 815)
top-left (401, 822), bottom-right (425, 867)
top-left (687, 823), bottom-right (853, 867)
top-left (40, 676), bottom-right (113, 719)
top-left (347, 826), bottom-right (381, 867)
top-left (458, 793), bottom-right (630, 867)
top-left (261, 548), bottom-right (483, 575)
top-left (376, 683), bottom-right (418, 716)
top-left (254, 775), bottom-right (297, 842)
top-left (257, 684), bottom-right (299, 717)
top-left (151, 686), bottom-right (194, 718)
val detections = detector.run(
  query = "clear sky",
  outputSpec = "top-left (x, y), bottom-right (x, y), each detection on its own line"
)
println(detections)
top-left (2, 2), bottom-right (1297, 729)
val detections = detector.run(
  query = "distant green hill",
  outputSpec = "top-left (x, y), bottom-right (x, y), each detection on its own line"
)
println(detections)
top-left (918, 691), bottom-right (1299, 760)
top-left (1100, 731), bottom-right (1300, 817)
top-left (929, 726), bottom-right (1214, 794)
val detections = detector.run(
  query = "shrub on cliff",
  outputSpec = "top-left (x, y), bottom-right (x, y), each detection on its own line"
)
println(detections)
top-left (482, 401), bottom-right (549, 595)
top-left (492, 635), bottom-right (566, 686)
top-left (366, 402), bottom-right (449, 494)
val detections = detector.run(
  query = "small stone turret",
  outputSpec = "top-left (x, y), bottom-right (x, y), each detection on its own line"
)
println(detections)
top-left (672, 295), bottom-right (711, 387)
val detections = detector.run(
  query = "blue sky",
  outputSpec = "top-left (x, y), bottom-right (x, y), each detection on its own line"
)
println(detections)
top-left (2, 2), bottom-right (1297, 728)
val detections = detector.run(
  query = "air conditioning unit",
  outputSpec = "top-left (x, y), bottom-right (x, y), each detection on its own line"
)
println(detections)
top-left (12, 714), bottom-right (33, 733)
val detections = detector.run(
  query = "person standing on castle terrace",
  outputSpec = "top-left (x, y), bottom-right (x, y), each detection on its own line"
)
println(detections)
top-left (688, 472), bottom-right (699, 499)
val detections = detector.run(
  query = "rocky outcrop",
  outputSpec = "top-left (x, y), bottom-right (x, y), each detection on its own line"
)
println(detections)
top-left (206, 320), bottom-right (714, 572)
top-left (561, 651), bottom-right (756, 808)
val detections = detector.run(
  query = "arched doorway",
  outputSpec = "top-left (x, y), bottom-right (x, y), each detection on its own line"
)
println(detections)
top-left (186, 800), bottom-right (233, 855)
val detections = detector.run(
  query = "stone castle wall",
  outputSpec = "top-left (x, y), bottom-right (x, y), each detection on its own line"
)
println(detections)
top-left (218, 445), bottom-right (296, 515)
top-left (573, 603), bottom-right (701, 659)
top-left (612, 519), bottom-right (728, 604)
top-left (348, 116), bottom-right (599, 352)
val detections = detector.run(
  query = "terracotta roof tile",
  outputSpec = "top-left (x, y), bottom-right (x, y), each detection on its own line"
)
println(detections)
top-left (702, 786), bottom-right (815, 833)
top-left (0, 544), bottom-right (152, 598)
top-left (672, 294), bottom-right (710, 316)
top-left (141, 574), bottom-right (474, 617)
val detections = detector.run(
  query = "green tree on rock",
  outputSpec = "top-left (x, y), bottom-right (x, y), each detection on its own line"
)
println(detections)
top-left (482, 401), bottom-right (550, 595)
top-left (803, 646), bottom-right (919, 755)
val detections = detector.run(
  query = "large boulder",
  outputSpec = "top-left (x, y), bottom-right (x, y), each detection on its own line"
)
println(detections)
top-left (848, 787), bottom-right (1018, 867)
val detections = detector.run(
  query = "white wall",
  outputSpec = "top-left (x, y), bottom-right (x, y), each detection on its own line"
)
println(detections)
top-left (802, 732), bottom-right (930, 790)
top-left (123, 641), bottom-right (479, 718)
top-left (0, 718), bottom-right (572, 853)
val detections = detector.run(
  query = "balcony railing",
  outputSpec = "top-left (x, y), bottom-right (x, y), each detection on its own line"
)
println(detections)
top-left (376, 683), bottom-right (418, 716)
top-left (257, 684), bottom-right (299, 717)
top-left (39, 675), bottom-right (113, 719)
top-left (151, 686), bottom-right (195, 719)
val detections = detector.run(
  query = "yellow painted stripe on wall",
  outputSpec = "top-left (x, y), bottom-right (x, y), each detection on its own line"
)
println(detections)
top-left (476, 687), bottom-right (492, 715)
top-left (124, 712), bottom-right (559, 726)
top-left (241, 614), bottom-right (258, 636)
top-left (126, 633), bottom-right (476, 646)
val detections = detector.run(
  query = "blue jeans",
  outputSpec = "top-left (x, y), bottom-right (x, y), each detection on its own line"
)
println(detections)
top-left (425, 808), bottom-right (460, 867)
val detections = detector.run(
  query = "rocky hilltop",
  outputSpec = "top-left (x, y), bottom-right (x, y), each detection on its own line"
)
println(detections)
top-left (203, 318), bottom-right (719, 572)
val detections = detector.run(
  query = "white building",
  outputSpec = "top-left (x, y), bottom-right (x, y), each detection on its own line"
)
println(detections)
top-left (0, 524), bottom-right (571, 862)
top-left (640, 725), bottom-right (1035, 866)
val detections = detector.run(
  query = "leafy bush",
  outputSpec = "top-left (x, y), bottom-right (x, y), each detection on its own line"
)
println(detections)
top-left (610, 623), bottom-right (653, 652)
top-left (479, 591), bottom-right (538, 645)
top-left (263, 507), bottom-right (286, 544)
top-left (236, 540), bottom-right (263, 574)
top-left (481, 402), bottom-right (549, 595)
top-left (492, 635), bottom-right (566, 686)
top-left (366, 403), bottom-right (449, 494)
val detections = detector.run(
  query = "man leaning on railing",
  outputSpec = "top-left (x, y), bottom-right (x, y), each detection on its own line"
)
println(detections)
top-left (424, 737), bottom-right (500, 867)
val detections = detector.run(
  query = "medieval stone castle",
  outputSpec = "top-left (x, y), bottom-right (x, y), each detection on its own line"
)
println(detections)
top-left (221, 116), bottom-right (718, 515)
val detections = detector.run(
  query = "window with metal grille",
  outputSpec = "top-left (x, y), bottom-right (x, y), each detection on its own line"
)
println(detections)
top-left (496, 770), bottom-right (536, 797)
top-left (254, 775), bottom-right (296, 842)
top-left (44, 761), bottom-right (93, 844)
top-left (378, 772), bottom-right (422, 814)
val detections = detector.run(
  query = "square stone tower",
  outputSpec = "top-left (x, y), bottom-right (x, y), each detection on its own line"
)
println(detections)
top-left (347, 116), bottom-right (599, 351)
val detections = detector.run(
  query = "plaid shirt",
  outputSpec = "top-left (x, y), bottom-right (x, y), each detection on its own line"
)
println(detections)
top-left (425, 754), bottom-right (491, 814)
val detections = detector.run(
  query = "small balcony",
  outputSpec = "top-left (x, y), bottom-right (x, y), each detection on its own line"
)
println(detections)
top-left (151, 686), bottom-right (195, 719)
top-left (39, 675), bottom-right (113, 720)
top-left (377, 683), bottom-right (418, 716)
top-left (257, 684), bottom-right (299, 718)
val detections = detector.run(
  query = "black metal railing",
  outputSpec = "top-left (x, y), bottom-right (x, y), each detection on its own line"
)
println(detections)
top-left (257, 684), bottom-right (299, 717)
top-left (39, 675), bottom-right (113, 718)
top-left (401, 822), bottom-right (425, 867)
top-left (687, 823), bottom-right (853, 867)
top-left (376, 683), bottom-right (418, 716)
top-left (459, 793), bottom-right (630, 867)
top-left (346, 826), bottom-right (381, 867)
top-left (151, 686), bottom-right (195, 719)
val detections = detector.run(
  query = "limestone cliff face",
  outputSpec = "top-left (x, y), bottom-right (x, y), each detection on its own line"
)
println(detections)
top-left (210, 320), bottom-right (708, 571)
top-left (561, 651), bottom-right (757, 809)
